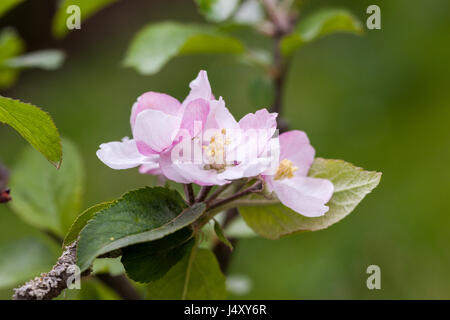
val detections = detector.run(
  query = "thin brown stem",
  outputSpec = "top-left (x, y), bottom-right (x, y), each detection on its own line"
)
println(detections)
top-left (195, 186), bottom-right (213, 203)
top-left (96, 273), bottom-right (142, 300)
top-left (205, 184), bottom-right (232, 205)
top-left (208, 180), bottom-right (263, 212)
top-left (184, 184), bottom-right (195, 205)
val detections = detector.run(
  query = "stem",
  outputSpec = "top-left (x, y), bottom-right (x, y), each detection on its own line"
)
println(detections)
top-left (208, 180), bottom-right (263, 212)
top-left (96, 273), bottom-right (142, 300)
top-left (184, 184), bottom-right (195, 205)
top-left (182, 241), bottom-right (198, 300)
top-left (205, 184), bottom-right (232, 205)
top-left (195, 186), bottom-right (213, 203)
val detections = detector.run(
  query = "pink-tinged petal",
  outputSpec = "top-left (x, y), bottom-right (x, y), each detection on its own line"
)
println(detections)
top-left (236, 109), bottom-right (278, 157)
top-left (219, 157), bottom-right (272, 181)
top-left (130, 92), bottom-right (181, 128)
top-left (239, 108), bottom-right (277, 134)
top-left (139, 163), bottom-right (162, 176)
top-left (96, 138), bottom-right (158, 170)
top-left (159, 151), bottom-right (191, 184)
top-left (183, 70), bottom-right (212, 106)
top-left (159, 150), bottom-right (230, 186)
top-left (180, 98), bottom-right (210, 137)
top-left (279, 130), bottom-right (315, 176)
top-left (270, 176), bottom-right (334, 217)
top-left (133, 109), bottom-right (181, 154)
top-left (214, 98), bottom-right (239, 130)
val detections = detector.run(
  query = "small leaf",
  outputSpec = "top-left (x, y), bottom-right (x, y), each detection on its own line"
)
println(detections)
top-left (9, 138), bottom-right (84, 236)
top-left (147, 247), bottom-right (226, 300)
top-left (0, 28), bottom-right (25, 89)
top-left (240, 158), bottom-right (382, 239)
top-left (0, 237), bottom-right (57, 289)
top-left (195, 0), bottom-right (240, 23)
top-left (213, 219), bottom-right (233, 250)
top-left (121, 228), bottom-right (195, 283)
top-left (0, 96), bottom-right (62, 167)
top-left (0, 0), bottom-right (24, 19)
top-left (281, 8), bottom-right (363, 57)
top-left (124, 21), bottom-right (245, 75)
top-left (77, 187), bottom-right (206, 271)
top-left (4, 50), bottom-right (66, 70)
top-left (63, 201), bottom-right (115, 246)
top-left (52, 0), bottom-right (118, 38)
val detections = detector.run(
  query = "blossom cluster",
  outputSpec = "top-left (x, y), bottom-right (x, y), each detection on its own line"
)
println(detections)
top-left (97, 71), bottom-right (333, 217)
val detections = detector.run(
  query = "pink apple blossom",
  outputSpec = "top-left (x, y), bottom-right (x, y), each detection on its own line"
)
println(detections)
top-left (262, 130), bottom-right (334, 217)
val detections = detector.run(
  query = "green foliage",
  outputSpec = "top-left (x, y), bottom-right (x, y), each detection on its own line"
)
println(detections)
top-left (0, 96), bottom-right (62, 167)
top-left (63, 201), bottom-right (115, 246)
top-left (9, 138), bottom-right (84, 236)
top-left (147, 246), bottom-right (226, 300)
top-left (53, 0), bottom-right (119, 38)
top-left (4, 50), bottom-right (66, 70)
top-left (240, 158), bottom-right (382, 239)
top-left (213, 219), bottom-right (233, 250)
top-left (92, 257), bottom-right (125, 276)
top-left (77, 187), bottom-right (206, 271)
top-left (124, 21), bottom-right (245, 75)
top-left (0, 28), bottom-right (24, 89)
top-left (0, 237), bottom-right (57, 289)
top-left (281, 8), bottom-right (363, 57)
top-left (195, 0), bottom-right (240, 23)
top-left (0, 0), bottom-right (24, 19)
top-left (122, 228), bottom-right (195, 283)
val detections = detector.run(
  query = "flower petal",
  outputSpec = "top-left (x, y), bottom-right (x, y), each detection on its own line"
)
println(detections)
top-left (270, 176), bottom-right (334, 217)
top-left (130, 92), bottom-right (181, 128)
top-left (133, 109), bottom-right (181, 154)
top-left (279, 130), bottom-right (315, 176)
top-left (96, 138), bottom-right (158, 170)
top-left (180, 98), bottom-right (210, 137)
top-left (183, 70), bottom-right (212, 106)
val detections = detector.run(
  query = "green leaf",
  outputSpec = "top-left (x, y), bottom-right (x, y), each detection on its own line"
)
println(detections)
top-left (0, 96), bottom-right (62, 167)
top-left (63, 201), bottom-right (115, 246)
top-left (4, 50), bottom-right (66, 70)
top-left (240, 158), bottom-right (382, 239)
top-left (0, 0), bottom-right (24, 19)
top-left (9, 138), bottom-right (84, 236)
top-left (124, 21), bottom-right (245, 75)
top-left (147, 246), bottom-right (226, 300)
top-left (281, 8), bottom-right (363, 57)
top-left (0, 237), bottom-right (57, 289)
top-left (0, 28), bottom-right (25, 89)
top-left (92, 257), bottom-right (125, 276)
top-left (213, 219), bottom-right (233, 250)
top-left (52, 0), bottom-right (118, 38)
top-left (195, 0), bottom-right (240, 22)
top-left (121, 228), bottom-right (195, 283)
top-left (77, 187), bottom-right (206, 271)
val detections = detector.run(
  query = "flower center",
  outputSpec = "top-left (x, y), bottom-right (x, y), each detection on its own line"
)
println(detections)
top-left (203, 129), bottom-right (231, 172)
top-left (274, 159), bottom-right (298, 180)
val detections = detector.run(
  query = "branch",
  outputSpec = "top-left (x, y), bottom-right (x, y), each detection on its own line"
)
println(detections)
top-left (12, 241), bottom-right (142, 300)
top-left (12, 242), bottom-right (82, 300)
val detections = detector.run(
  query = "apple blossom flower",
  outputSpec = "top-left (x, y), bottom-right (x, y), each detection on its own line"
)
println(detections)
top-left (159, 107), bottom-right (280, 186)
top-left (97, 70), bottom-right (215, 173)
top-left (262, 130), bottom-right (334, 217)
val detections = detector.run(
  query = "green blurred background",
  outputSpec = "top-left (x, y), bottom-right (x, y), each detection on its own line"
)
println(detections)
top-left (1, 0), bottom-right (449, 299)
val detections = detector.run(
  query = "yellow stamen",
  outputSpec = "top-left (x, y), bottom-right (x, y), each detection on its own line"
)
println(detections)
top-left (274, 159), bottom-right (298, 180)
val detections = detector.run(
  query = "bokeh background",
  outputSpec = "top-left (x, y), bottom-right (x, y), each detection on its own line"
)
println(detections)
top-left (1, 0), bottom-right (449, 299)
